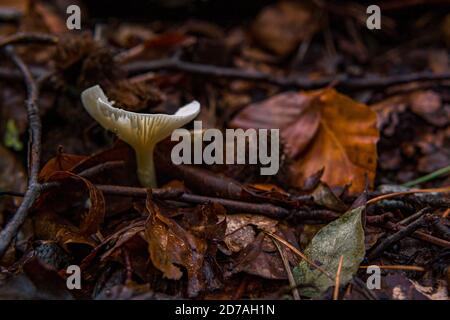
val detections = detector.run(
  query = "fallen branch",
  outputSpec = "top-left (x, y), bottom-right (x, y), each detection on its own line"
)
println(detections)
top-left (0, 46), bottom-right (43, 258)
top-left (124, 57), bottom-right (450, 90)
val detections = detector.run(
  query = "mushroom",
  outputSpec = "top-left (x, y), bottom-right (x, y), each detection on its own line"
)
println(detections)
top-left (81, 85), bottom-right (200, 187)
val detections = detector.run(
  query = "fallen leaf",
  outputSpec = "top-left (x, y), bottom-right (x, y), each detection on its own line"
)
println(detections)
top-left (34, 210), bottom-right (97, 252)
top-left (293, 206), bottom-right (366, 298)
top-left (39, 152), bottom-right (87, 182)
top-left (310, 182), bottom-right (348, 212)
top-left (228, 232), bottom-right (287, 280)
top-left (144, 193), bottom-right (207, 297)
top-left (231, 89), bottom-right (379, 192)
top-left (222, 214), bottom-right (278, 253)
top-left (251, 1), bottom-right (320, 56)
top-left (39, 171), bottom-right (105, 236)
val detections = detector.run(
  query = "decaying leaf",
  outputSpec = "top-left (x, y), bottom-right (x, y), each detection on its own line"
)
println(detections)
top-left (310, 182), bottom-right (348, 212)
top-left (231, 88), bottom-right (379, 193)
top-left (144, 194), bottom-right (207, 297)
top-left (222, 214), bottom-right (278, 253)
top-left (293, 206), bottom-right (366, 298)
top-left (43, 171), bottom-right (105, 235)
top-left (39, 152), bottom-right (87, 182)
top-left (34, 210), bottom-right (97, 252)
top-left (228, 232), bottom-right (287, 280)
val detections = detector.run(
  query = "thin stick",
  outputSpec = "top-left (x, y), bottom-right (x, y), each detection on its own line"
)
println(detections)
top-left (0, 32), bottom-right (58, 49)
top-left (272, 238), bottom-right (301, 300)
top-left (367, 215), bottom-right (429, 259)
top-left (333, 255), bottom-right (344, 300)
top-left (398, 207), bottom-right (432, 225)
top-left (359, 265), bottom-right (425, 272)
top-left (0, 46), bottom-right (43, 258)
top-left (412, 230), bottom-right (450, 248)
top-left (367, 186), bottom-right (450, 205)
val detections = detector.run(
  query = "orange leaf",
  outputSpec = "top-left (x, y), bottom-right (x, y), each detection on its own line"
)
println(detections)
top-left (39, 153), bottom-right (87, 182)
top-left (230, 88), bottom-right (379, 193)
top-left (144, 194), bottom-right (206, 297)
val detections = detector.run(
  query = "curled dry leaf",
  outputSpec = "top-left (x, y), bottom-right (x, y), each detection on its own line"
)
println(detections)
top-left (231, 88), bottom-right (379, 193)
top-left (144, 194), bottom-right (207, 297)
top-left (39, 171), bottom-right (105, 236)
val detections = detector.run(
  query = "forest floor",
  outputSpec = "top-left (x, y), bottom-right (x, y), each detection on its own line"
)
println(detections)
top-left (0, 0), bottom-right (449, 300)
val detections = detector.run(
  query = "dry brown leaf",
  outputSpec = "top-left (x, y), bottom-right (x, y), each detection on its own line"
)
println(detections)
top-left (251, 1), bottom-right (320, 56)
top-left (231, 88), bottom-right (379, 192)
top-left (39, 152), bottom-right (87, 182)
top-left (40, 171), bottom-right (105, 235)
top-left (144, 194), bottom-right (207, 297)
top-left (34, 210), bottom-right (97, 252)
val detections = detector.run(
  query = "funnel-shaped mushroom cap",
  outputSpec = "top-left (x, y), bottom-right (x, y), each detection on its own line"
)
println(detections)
top-left (81, 85), bottom-right (200, 187)
top-left (81, 85), bottom-right (200, 150)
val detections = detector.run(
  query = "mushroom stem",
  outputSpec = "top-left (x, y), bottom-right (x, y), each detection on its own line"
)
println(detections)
top-left (135, 146), bottom-right (157, 188)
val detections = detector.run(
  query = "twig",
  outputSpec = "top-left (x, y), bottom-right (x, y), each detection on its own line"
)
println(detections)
top-left (3, 182), bottom-right (338, 222)
top-left (359, 265), bottom-right (426, 272)
top-left (367, 186), bottom-right (450, 205)
top-left (0, 32), bottom-right (58, 49)
top-left (0, 46), bottom-right (43, 258)
top-left (398, 207), bottom-right (432, 225)
top-left (124, 57), bottom-right (450, 90)
top-left (95, 184), bottom-right (290, 219)
top-left (412, 230), bottom-right (450, 248)
top-left (0, 66), bottom-right (48, 82)
top-left (333, 255), bottom-right (344, 300)
top-left (74, 161), bottom-right (125, 179)
top-left (368, 214), bottom-right (430, 259)
top-left (272, 238), bottom-right (301, 300)
top-left (95, 184), bottom-right (339, 221)
top-left (0, 191), bottom-right (25, 197)
top-left (1, 161), bottom-right (126, 197)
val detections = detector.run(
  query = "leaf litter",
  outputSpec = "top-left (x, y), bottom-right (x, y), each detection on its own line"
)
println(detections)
top-left (0, 0), bottom-right (449, 300)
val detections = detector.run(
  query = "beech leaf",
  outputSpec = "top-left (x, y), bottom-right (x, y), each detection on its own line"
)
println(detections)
top-left (230, 88), bottom-right (379, 193)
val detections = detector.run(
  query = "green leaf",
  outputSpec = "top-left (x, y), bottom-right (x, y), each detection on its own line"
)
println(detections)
top-left (4, 119), bottom-right (23, 151)
top-left (293, 206), bottom-right (365, 298)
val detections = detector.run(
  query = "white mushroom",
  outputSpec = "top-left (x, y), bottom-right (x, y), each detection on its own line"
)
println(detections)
top-left (81, 85), bottom-right (200, 187)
